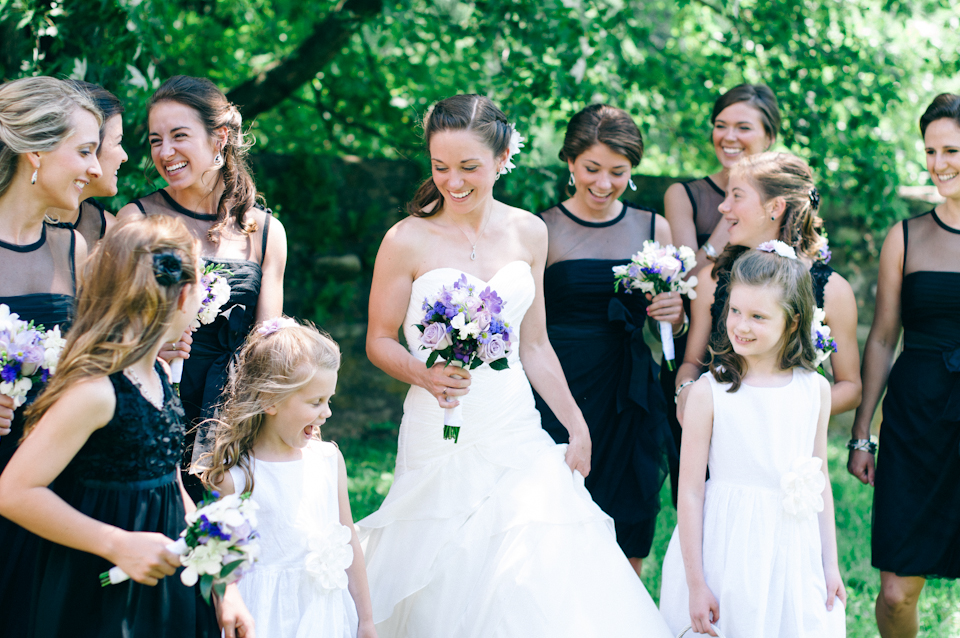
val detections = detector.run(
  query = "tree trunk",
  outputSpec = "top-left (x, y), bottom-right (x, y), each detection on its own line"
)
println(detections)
top-left (226, 0), bottom-right (383, 119)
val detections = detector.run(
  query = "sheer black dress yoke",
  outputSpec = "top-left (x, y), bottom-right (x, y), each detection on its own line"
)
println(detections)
top-left (535, 202), bottom-right (676, 558)
top-left (872, 210), bottom-right (960, 578)
top-left (0, 223), bottom-right (77, 638)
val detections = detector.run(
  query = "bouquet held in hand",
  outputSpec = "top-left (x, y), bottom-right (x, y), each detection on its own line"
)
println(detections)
top-left (811, 307), bottom-right (838, 372)
top-left (100, 491), bottom-right (259, 603)
top-left (612, 240), bottom-right (698, 371)
top-left (416, 274), bottom-right (512, 443)
top-left (0, 304), bottom-right (66, 408)
top-left (170, 263), bottom-right (232, 385)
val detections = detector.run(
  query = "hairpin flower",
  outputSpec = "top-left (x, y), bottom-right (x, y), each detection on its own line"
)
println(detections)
top-left (257, 317), bottom-right (298, 336)
top-left (498, 124), bottom-right (525, 176)
top-left (757, 240), bottom-right (797, 260)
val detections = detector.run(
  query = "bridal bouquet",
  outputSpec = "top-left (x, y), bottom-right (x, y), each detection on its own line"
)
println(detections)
top-left (811, 307), bottom-right (838, 372)
top-left (416, 274), bottom-right (512, 443)
top-left (100, 490), bottom-right (259, 603)
top-left (170, 263), bottom-right (232, 386)
top-left (0, 304), bottom-right (66, 408)
top-left (612, 241), bottom-right (698, 371)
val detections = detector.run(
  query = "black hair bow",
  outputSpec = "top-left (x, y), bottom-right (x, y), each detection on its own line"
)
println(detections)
top-left (153, 252), bottom-right (184, 286)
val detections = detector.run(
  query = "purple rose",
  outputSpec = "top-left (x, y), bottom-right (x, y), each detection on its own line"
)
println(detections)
top-left (19, 343), bottom-right (44, 376)
top-left (475, 311), bottom-right (492, 331)
top-left (420, 322), bottom-right (452, 351)
top-left (478, 333), bottom-right (507, 362)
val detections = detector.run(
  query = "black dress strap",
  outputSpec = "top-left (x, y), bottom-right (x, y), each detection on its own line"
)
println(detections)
top-left (68, 229), bottom-right (78, 294)
top-left (260, 210), bottom-right (271, 265)
top-left (682, 182), bottom-right (698, 224)
top-left (93, 200), bottom-right (108, 239)
top-left (649, 207), bottom-right (656, 240)
top-left (132, 199), bottom-right (146, 216)
top-left (902, 217), bottom-right (910, 276)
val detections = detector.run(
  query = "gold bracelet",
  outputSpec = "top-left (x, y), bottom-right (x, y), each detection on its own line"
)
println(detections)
top-left (672, 315), bottom-right (689, 337)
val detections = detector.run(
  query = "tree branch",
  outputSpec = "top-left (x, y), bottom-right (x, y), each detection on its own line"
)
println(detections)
top-left (225, 0), bottom-right (383, 120)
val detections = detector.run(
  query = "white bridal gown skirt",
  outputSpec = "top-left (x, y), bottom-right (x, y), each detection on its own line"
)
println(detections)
top-left (357, 366), bottom-right (672, 638)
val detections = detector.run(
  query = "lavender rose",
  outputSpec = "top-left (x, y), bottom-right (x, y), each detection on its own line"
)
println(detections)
top-left (420, 322), bottom-right (452, 351)
top-left (478, 333), bottom-right (507, 362)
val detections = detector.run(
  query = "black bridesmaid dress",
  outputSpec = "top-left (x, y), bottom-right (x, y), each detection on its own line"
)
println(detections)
top-left (872, 210), bottom-right (960, 577)
top-left (130, 190), bottom-right (271, 501)
top-left (0, 224), bottom-right (77, 638)
top-left (54, 198), bottom-right (110, 248)
top-left (31, 362), bottom-right (219, 637)
top-left (535, 202), bottom-right (676, 559)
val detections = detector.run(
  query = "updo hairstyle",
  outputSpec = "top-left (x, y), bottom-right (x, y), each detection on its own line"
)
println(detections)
top-left (919, 93), bottom-right (960, 137)
top-left (407, 94), bottom-right (512, 217)
top-left (559, 104), bottom-right (643, 167)
top-left (711, 84), bottom-right (781, 144)
top-left (66, 80), bottom-right (124, 153)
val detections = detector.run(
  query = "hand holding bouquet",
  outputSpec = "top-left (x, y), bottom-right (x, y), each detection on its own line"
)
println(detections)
top-left (0, 304), bottom-right (66, 410)
top-left (101, 491), bottom-right (259, 603)
top-left (613, 240), bottom-right (698, 371)
top-left (416, 274), bottom-right (511, 442)
top-left (170, 263), bottom-right (232, 385)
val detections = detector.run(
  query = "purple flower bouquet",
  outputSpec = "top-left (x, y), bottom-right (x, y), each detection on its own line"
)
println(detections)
top-left (170, 263), bottom-right (232, 387)
top-left (0, 304), bottom-right (66, 409)
top-left (416, 274), bottom-right (512, 442)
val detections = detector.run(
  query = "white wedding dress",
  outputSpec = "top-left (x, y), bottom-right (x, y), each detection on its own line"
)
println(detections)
top-left (357, 260), bottom-right (672, 638)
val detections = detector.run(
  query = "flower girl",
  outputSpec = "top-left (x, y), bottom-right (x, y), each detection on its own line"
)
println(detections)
top-left (200, 318), bottom-right (376, 638)
top-left (659, 244), bottom-right (846, 637)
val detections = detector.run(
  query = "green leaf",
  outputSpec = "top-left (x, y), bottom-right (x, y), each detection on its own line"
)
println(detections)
top-left (469, 358), bottom-right (482, 370)
top-left (220, 559), bottom-right (245, 578)
top-left (213, 581), bottom-right (227, 601)
top-left (489, 358), bottom-right (510, 371)
top-left (199, 574), bottom-right (215, 604)
top-left (426, 350), bottom-right (439, 368)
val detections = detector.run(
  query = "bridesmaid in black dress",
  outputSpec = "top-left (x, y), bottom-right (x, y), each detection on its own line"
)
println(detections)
top-left (674, 153), bottom-right (861, 426)
top-left (661, 84), bottom-right (781, 502)
top-left (849, 94), bottom-right (960, 638)
top-left (118, 76), bottom-right (287, 501)
top-left (535, 104), bottom-right (684, 576)
top-left (0, 216), bottom-right (242, 637)
top-left (0, 76), bottom-right (102, 635)
top-left (49, 82), bottom-right (127, 245)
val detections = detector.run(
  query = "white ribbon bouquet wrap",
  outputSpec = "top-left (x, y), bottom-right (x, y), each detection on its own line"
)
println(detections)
top-left (416, 274), bottom-right (512, 443)
top-left (612, 241), bottom-right (697, 371)
top-left (0, 304), bottom-right (66, 408)
top-left (169, 264), bottom-right (232, 385)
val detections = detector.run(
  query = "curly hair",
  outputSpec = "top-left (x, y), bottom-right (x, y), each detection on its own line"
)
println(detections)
top-left (198, 320), bottom-right (340, 494)
top-left (708, 248), bottom-right (818, 391)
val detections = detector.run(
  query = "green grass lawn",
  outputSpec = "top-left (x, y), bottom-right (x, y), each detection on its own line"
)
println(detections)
top-left (340, 428), bottom-right (960, 636)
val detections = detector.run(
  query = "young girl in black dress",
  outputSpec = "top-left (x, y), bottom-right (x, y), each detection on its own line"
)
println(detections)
top-left (850, 94), bottom-right (960, 638)
top-left (0, 216), bottom-right (251, 637)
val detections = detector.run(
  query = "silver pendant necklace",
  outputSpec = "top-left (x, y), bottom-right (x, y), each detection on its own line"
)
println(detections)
top-left (452, 209), bottom-right (493, 261)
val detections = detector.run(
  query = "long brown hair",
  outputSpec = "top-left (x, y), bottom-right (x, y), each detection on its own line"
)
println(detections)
top-left (199, 321), bottom-right (341, 493)
top-left (148, 75), bottom-right (260, 242)
top-left (708, 249), bottom-right (818, 391)
top-left (407, 94), bottom-right (512, 217)
top-left (713, 152), bottom-right (825, 276)
top-left (23, 215), bottom-right (199, 436)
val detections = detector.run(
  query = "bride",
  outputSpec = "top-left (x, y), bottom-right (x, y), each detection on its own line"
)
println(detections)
top-left (357, 94), bottom-right (672, 637)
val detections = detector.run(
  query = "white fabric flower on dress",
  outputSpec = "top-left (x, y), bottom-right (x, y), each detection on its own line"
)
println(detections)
top-left (498, 125), bottom-right (525, 176)
top-left (780, 456), bottom-right (825, 519)
top-left (757, 240), bottom-right (798, 260)
top-left (305, 523), bottom-right (355, 592)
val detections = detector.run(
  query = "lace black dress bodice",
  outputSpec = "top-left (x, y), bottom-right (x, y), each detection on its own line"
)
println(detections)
top-left (53, 198), bottom-right (108, 248)
top-left (710, 256), bottom-right (834, 335)
top-left (873, 210), bottom-right (960, 578)
top-left (536, 201), bottom-right (675, 558)
top-left (682, 177), bottom-right (726, 247)
top-left (63, 365), bottom-right (185, 483)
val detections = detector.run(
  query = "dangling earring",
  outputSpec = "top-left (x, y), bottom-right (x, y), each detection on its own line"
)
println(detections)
top-left (214, 145), bottom-right (223, 166)
top-left (628, 178), bottom-right (637, 192)
top-left (31, 169), bottom-right (38, 185)
top-left (568, 173), bottom-right (575, 187)
top-left (495, 172), bottom-right (501, 182)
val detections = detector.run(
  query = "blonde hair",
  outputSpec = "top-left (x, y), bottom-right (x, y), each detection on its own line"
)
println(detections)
top-left (0, 76), bottom-right (103, 197)
top-left (199, 321), bottom-right (341, 493)
top-left (24, 215), bottom-right (199, 436)
top-left (708, 249), bottom-right (818, 391)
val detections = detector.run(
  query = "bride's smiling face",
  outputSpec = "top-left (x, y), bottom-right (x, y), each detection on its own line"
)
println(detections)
top-left (430, 130), bottom-right (506, 213)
